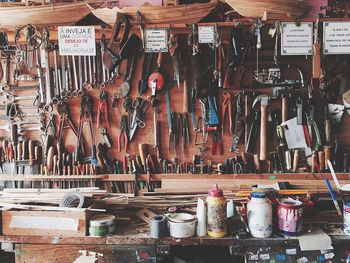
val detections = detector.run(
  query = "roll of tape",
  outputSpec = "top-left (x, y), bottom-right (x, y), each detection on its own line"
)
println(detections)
top-left (150, 215), bottom-right (168, 238)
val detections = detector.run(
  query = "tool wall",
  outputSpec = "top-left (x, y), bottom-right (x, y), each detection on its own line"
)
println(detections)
top-left (0, 18), bottom-right (350, 194)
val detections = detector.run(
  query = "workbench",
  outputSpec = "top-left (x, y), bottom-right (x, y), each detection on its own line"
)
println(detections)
top-left (0, 233), bottom-right (349, 262)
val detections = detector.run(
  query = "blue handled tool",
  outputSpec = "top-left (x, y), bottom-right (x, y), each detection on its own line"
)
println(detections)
top-left (325, 178), bottom-right (342, 215)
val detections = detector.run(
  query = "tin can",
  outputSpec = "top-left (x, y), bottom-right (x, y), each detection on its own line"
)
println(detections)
top-left (206, 184), bottom-right (227, 238)
top-left (278, 198), bottom-right (303, 236)
top-left (89, 214), bottom-right (116, 237)
top-left (247, 192), bottom-right (273, 238)
top-left (344, 202), bottom-right (350, 235)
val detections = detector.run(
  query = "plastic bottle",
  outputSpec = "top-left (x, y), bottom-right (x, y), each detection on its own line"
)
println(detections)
top-left (206, 184), bottom-right (227, 238)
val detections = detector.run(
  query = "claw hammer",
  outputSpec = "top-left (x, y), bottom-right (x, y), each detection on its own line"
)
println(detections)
top-left (252, 95), bottom-right (270, 161)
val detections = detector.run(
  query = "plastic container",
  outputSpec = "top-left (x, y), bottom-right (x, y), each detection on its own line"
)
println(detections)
top-left (89, 214), bottom-right (116, 237)
top-left (247, 192), bottom-right (273, 238)
top-left (344, 202), bottom-right (350, 235)
top-left (168, 213), bottom-right (196, 238)
top-left (206, 184), bottom-right (227, 238)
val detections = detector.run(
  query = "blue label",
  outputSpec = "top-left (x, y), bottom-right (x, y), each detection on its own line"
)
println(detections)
top-left (276, 254), bottom-right (286, 261)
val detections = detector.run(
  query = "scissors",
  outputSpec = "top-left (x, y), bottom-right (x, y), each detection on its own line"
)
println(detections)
top-left (129, 97), bottom-right (149, 140)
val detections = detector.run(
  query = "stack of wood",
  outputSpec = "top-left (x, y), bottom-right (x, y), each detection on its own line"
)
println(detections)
top-left (0, 187), bottom-right (107, 206)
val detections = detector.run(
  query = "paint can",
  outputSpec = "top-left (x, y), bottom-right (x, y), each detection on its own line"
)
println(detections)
top-left (167, 213), bottom-right (196, 238)
top-left (89, 214), bottom-right (116, 237)
top-left (247, 192), bottom-right (273, 238)
top-left (278, 198), bottom-right (303, 236)
top-left (150, 215), bottom-right (168, 238)
top-left (344, 202), bottom-right (350, 235)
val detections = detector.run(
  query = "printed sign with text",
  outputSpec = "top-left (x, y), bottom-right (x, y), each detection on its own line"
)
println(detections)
top-left (324, 22), bottom-right (350, 54)
top-left (144, 28), bottom-right (168, 53)
top-left (281, 22), bottom-right (313, 55)
top-left (58, 26), bottom-right (96, 56)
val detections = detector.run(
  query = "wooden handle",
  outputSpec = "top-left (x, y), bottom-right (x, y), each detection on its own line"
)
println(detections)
top-left (47, 146), bottom-right (54, 172)
top-left (138, 143), bottom-right (147, 166)
top-left (318, 151), bottom-right (325, 172)
top-left (344, 152), bottom-right (349, 173)
top-left (311, 151), bottom-right (317, 173)
top-left (53, 155), bottom-right (57, 175)
top-left (244, 95), bottom-right (249, 145)
top-left (324, 146), bottom-right (332, 170)
top-left (281, 97), bottom-right (288, 123)
top-left (22, 139), bottom-right (28, 160)
top-left (8, 143), bottom-right (13, 161)
top-left (183, 77), bottom-right (189, 113)
top-left (157, 52), bottom-right (162, 69)
top-left (285, 150), bottom-right (291, 171)
top-left (260, 104), bottom-right (267, 161)
top-left (253, 154), bottom-right (260, 173)
top-left (312, 43), bottom-right (321, 79)
top-left (11, 124), bottom-right (18, 145)
top-left (29, 140), bottom-right (34, 165)
top-left (34, 146), bottom-right (42, 165)
top-left (17, 141), bottom-right (22, 161)
top-left (2, 140), bottom-right (8, 161)
top-left (325, 119), bottom-right (331, 144)
top-left (292, 149), bottom-right (300, 173)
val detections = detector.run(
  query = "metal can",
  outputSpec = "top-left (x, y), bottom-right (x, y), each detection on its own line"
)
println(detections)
top-left (89, 214), bottom-right (116, 237)
top-left (344, 202), bottom-right (350, 235)
top-left (247, 192), bottom-right (273, 238)
top-left (278, 198), bottom-right (303, 236)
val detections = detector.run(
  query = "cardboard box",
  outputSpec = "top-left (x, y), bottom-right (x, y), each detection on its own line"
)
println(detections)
top-left (2, 207), bottom-right (95, 237)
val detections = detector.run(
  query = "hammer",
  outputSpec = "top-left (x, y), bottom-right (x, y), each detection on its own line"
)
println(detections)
top-left (252, 95), bottom-right (270, 161)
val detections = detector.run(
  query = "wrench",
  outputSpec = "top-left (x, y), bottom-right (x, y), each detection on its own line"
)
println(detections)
top-left (5, 94), bottom-right (37, 103)
top-left (60, 56), bottom-right (67, 98)
top-left (77, 56), bottom-right (84, 97)
top-left (92, 54), bottom-right (96, 86)
top-left (36, 65), bottom-right (45, 106)
top-left (43, 46), bottom-right (53, 112)
top-left (0, 58), bottom-right (10, 91)
top-left (66, 56), bottom-right (73, 98)
top-left (53, 47), bottom-right (60, 97)
top-left (72, 56), bottom-right (79, 97)
top-left (88, 56), bottom-right (92, 85)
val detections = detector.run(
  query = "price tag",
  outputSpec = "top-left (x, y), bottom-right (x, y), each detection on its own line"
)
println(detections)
top-left (286, 248), bottom-right (297, 255)
top-left (58, 26), bottom-right (96, 56)
top-left (198, 26), bottom-right (215, 44)
top-left (281, 22), bottom-right (313, 55)
top-left (144, 28), bottom-right (168, 53)
top-left (324, 22), bottom-right (350, 54)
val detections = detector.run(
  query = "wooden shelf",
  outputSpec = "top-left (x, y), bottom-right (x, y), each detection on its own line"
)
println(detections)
top-left (0, 173), bottom-right (348, 181)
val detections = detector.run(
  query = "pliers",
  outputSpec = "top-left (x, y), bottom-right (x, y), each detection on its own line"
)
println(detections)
top-left (211, 131), bottom-right (223, 155)
top-left (117, 115), bottom-right (129, 152)
top-left (221, 91), bottom-right (233, 134)
top-left (96, 90), bottom-right (110, 128)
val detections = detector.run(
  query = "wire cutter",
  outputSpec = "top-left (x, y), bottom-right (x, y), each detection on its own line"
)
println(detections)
top-left (96, 90), bottom-right (110, 128)
top-left (221, 91), bottom-right (233, 134)
top-left (117, 115), bottom-right (129, 152)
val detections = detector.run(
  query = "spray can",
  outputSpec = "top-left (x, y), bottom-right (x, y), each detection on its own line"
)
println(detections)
top-left (206, 184), bottom-right (227, 238)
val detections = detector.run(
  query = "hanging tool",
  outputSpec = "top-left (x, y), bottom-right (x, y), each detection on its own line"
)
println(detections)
top-left (129, 97), bottom-right (150, 141)
top-left (139, 53), bottom-right (156, 96)
top-left (211, 131), bottom-right (223, 155)
top-left (230, 94), bottom-right (244, 153)
top-left (117, 115), bottom-right (129, 152)
top-left (312, 19), bottom-right (321, 80)
top-left (101, 128), bottom-right (112, 148)
top-left (120, 34), bottom-right (141, 98)
top-left (148, 52), bottom-right (165, 98)
top-left (169, 31), bottom-right (180, 90)
top-left (181, 113), bottom-right (190, 155)
top-left (76, 94), bottom-right (98, 166)
top-left (96, 90), bottom-right (110, 129)
top-left (221, 91), bottom-right (233, 134)
top-left (252, 95), bottom-right (270, 161)
top-left (102, 13), bottom-right (131, 73)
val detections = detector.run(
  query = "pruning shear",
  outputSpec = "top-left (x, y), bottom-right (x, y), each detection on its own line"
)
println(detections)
top-left (129, 97), bottom-right (150, 140)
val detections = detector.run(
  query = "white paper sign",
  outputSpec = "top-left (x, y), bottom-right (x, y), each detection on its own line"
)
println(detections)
top-left (281, 22), bottom-right (313, 55)
top-left (144, 28), bottom-right (168, 53)
top-left (58, 26), bottom-right (96, 56)
top-left (198, 26), bottom-right (215, 44)
top-left (324, 22), bottom-right (350, 54)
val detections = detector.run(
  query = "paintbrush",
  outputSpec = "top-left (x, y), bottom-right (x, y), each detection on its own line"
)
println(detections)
top-left (325, 178), bottom-right (342, 216)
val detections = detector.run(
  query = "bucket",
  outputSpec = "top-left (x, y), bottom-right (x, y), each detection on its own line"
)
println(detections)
top-left (344, 202), bottom-right (350, 235)
top-left (278, 198), bottom-right (303, 236)
top-left (167, 213), bottom-right (196, 238)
